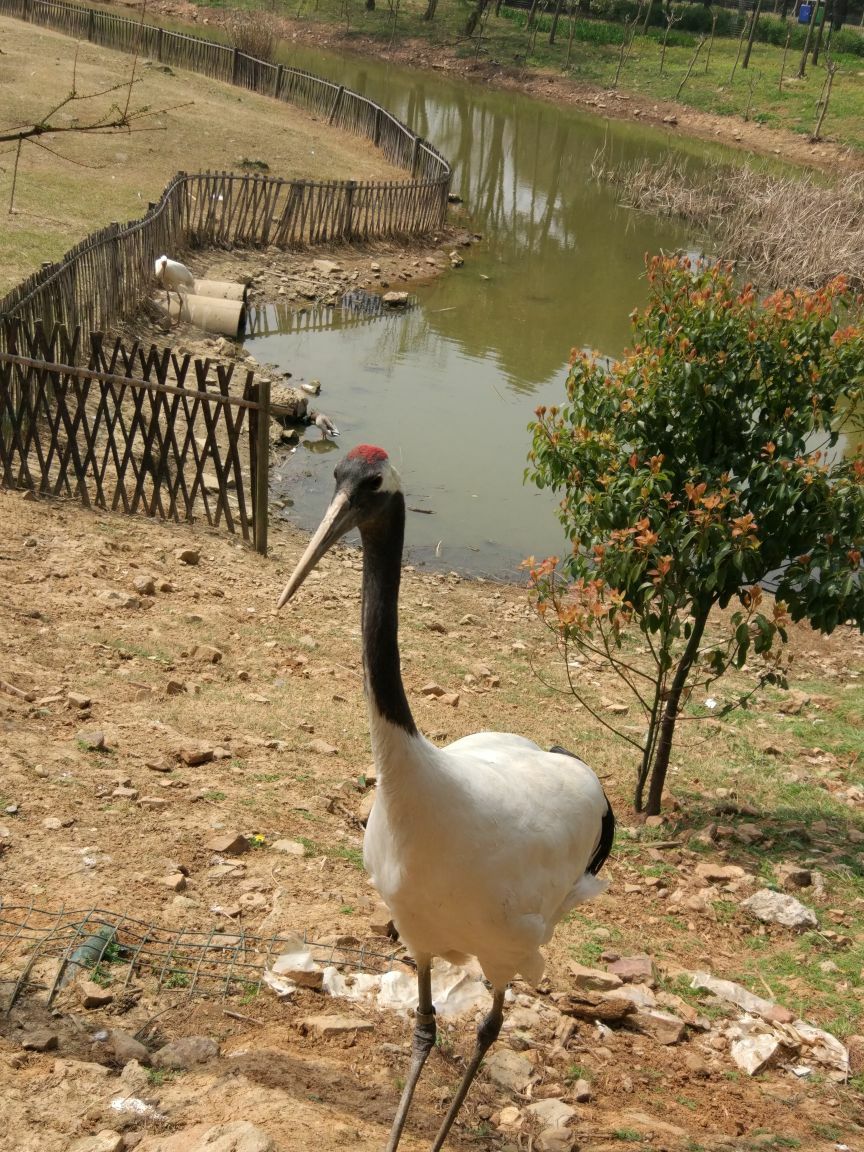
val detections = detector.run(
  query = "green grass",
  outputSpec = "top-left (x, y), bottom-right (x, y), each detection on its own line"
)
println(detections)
top-left (186, 0), bottom-right (864, 153)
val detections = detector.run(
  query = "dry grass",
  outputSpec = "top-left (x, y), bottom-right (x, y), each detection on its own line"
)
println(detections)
top-left (0, 16), bottom-right (402, 294)
top-left (592, 150), bottom-right (864, 291)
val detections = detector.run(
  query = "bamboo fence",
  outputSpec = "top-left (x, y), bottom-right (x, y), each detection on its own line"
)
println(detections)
top-left (0, 320), bottom-right (272, 552)
top-left (0, 0), bottom-right (452, 349)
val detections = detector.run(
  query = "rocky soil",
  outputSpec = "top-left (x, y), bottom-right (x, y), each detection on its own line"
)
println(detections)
top-left (1, 475), bottom-right (863, 1152)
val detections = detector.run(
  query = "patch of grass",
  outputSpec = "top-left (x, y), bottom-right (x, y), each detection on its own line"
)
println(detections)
top-left (146, 1068), bottom-right (177, 1086)
top-left (613, 1130), bottom-right (645, 1143)
top-left (203, 790), bottom-right (227, 802)
top-left (565, 1063), bottom-right (590, 1083)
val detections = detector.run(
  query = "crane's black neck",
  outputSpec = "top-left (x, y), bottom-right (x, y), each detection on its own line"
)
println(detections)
top-left (358, 492), bottom-right (418, 736)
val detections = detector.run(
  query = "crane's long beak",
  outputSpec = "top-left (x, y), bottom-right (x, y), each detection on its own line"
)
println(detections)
top-left (277, 490), bottom-right (355, 608)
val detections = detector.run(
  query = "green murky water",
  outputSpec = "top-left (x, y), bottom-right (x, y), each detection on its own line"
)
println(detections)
top-left (246, 47), bottom-right (698, 576)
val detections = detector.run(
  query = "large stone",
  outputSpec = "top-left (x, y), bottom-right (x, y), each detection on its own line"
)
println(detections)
top-left (206, 833), bottom-right (249, 857)
top-left (270, 839), bottom-right (305, 856)
top-left (67, 1133), bottom-right (124, 1152)
top-left (628, 1008), bottom-right (686, 1045)
top-left (525, 1098), bottom-right (575, 1152)
top-left (568, 962), bottom-right (622, 992)
top-left (299, 1014), bottom-right (374, 1037)
top-left (484, 1048), bottom-right (534, 1091)
top-left (21, 1029), bottom-right (58, 1051)
top-left (694, 862), bottom-right (747, 884)
top-left (135, 1121), bottom-right (273, 1152)
top-left (78, 979), bottom-right (113, 1009)
top-left (741, 888), bottom-right (818, 930)
top-left (105, 1029), bottom-right (150, 1066)
top-left (606, 954), bottom-right (654, 984)
top-left (151, 1035), bottom-right (219, 1069)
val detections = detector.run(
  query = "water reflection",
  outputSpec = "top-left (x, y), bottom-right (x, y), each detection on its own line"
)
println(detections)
top-left (248, 46), bottom-right (698, 576)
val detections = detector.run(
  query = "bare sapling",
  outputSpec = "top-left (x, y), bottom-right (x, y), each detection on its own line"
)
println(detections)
top-left (613, 13), bottom-right (640, 87)
top-left (566, 0), bottom-right (578, 65)
top-left (813, 56), bottom-right (838, 138)
top-left (677, 35), bottom-right (706, 98)
top-left (779, 27), bottom-right (791, 91)
top-left (729, 19), bottom-right (747, 81)
top-left (704, 13), bottom-right (718, 72)
top-left (659, 7), bottom-right (682, 75)
top-left (744, 68), bottom-right (760, 119)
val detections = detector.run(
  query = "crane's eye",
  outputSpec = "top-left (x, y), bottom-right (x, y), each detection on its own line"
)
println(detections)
top-left (362, 475), bottom-right (383, 491)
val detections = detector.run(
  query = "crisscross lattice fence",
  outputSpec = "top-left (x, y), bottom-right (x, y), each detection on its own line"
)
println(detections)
top-left (0, 321), bottom-right (272, 552)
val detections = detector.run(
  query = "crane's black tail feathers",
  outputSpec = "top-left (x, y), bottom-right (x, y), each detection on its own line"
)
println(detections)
top-left (549, 744), bottom-right (615, 877)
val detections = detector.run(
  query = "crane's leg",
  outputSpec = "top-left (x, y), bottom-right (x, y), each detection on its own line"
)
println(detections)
top-left (430, 988), bottom-right (505, 1152)
top-left (385, 955), bottom-right (436, 1152)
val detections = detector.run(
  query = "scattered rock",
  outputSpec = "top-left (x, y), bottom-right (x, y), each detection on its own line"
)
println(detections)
top-left (68, 1132), bottom-right (124, 1152)
top-left (484, 1048), bottom-right (534, 1091)
top-left (151, 1035), bottom-right (219, 1069)
top-left (307, 739), bottom-right (338, 755)
top-left (176, 548), bottom-right (200, 565)
top-left (694, 862), bottom-right (746, 884)
top-left (420, 682), bottom-right (446, 697)
top-left (133, 576), bottom-right (157, 596)
top-left (206, 832), bottom-right (249, 856)
top-left (628, 1008), bottom-right (686, 1045)
top-left (135, 1121), bottom-right (272, 1152)
top-left (165, 679), bottom-right (187, 696)
top-left (357, 792), bottom-right (375, 825)
top-left (104, 1030), bottom-right (151, 1067)
top-left (606, 954), bottom-right (654, 984)
top-left (741, 888), bottom-right (818, 930)
top-left (525, 1098), bottom-right (575, 1151)
top-left (78, 729), bottom-right (107, 751)
top-left (21, 1029), bottom-right (58, 1052)
top-left (570, 1078), bottom-right (591, 1102)
top-left (777, 689), bottom-right (810, 714)
top-left (78, 979), bottom-right (114, 1009)
top-left (299, 1014), bottom-right (374, 1037)
top-left (177, 741), bottom-right (215, 766)
top-left (439, 692), bottom-right (460, 707)
top-left (775, 863), bottom-right (812, 889)
top-left (191, 644), bottom-right (223, 664)
top-left (68, 691), bottom-right (92, 709)
top-left (113, 786), bottom-right (139, 800)
top-left (271, 839), bottom-right (305, 856)
top-left (568, 962), bottom-right (623, 992)
top-left (162, 873), bottom-right (187, 892)
top-left (97, 590), bottom-right (139, 609)
top-left (382, 291), bottom-right (410, 307)
top-left (138, 796), bottom-right (168, 809)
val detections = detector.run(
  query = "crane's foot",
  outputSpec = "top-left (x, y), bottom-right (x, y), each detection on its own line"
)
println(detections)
top-left (385, 1006), bottom-right (437, 1152)
top-left (429, 990), bottom-right (505, 1152)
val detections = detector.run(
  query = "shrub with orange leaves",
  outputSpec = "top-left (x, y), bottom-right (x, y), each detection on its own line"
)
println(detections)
top-left (526, 256), bottom-right (864, 814)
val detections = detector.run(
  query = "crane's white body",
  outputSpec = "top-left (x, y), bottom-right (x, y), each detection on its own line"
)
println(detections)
top-left (154, 255), bottom-right (195, 294)
top-left (365, 717), bottom-right (608, 990)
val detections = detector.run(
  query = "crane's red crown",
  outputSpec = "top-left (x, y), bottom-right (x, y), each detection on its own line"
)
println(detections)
top-left (347, 445), bottom-right (389, 464)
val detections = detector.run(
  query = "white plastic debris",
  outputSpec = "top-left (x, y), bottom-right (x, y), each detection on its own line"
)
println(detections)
top-left (791, 1019), bottom-right (849, 1074)
top-left (110, 1096), bottom-right (167, 1122)
top-left (704, 698), bottom-right (718, 710)
top-left (730, 1033), bottom-right (781, 1075)
top-left (265, 947), bottom-right (491, 1018)
top-left (690, 971), bottom-right (784, 1020)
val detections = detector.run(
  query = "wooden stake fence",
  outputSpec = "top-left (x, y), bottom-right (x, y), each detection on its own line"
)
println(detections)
top-left (0, 321), bottom-right (271, 553)
top-left (0, 0), bottom-right (451, 352)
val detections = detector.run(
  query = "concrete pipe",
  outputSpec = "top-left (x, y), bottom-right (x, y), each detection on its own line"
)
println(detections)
top-left (168, 293), bottom-right (246, 337)
top-left (192, 279), bottom-right (248, 302)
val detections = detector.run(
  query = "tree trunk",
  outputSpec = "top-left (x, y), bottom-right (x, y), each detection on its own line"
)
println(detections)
top-left (742, 0), bottom-right (763, 67)
top-left (831, 0), bottom-right (847, 29)
top-left (812, 0), bottom-right (830, 62)
top-left (465, 0), bottom-right (490, 34)
top-left (639, 608), bottom-right (710, 815)
top-left (797, 0), bottom-right (818, 77)
top-left (549, 0), bottom-right (565, 42)
top-left (424, 0), bottom-right (438, 18)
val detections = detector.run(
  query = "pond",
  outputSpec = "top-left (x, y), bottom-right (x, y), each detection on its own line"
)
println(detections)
top-left (244, 46), bottom-right (699, 577)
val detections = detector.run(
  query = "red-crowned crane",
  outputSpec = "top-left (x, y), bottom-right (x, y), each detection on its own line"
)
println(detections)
top-left (277, 445), bottom-right (615, 1152)
top-left (154, 254), bottom-right (195, 317)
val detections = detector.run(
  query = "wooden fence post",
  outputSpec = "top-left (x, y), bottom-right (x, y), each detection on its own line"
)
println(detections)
top-left (87, 7), bottom-right (95, 40)
top-left (328, 85), bottom-right (345, 125)
top-left (232, 46), bottom-right (241, 86)
top-left (254, 379), bottom-right (270, 556)
top-left (342, 180), bottom-right (356, 241)
top-left (156, 26), bottom-right (163, 62)
top-left (273, 63), bottom-right (283, 98)
top-left (410, 135), bottom-right (421, 177)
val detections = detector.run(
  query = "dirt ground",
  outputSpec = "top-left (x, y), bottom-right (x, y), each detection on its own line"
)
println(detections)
top-left (1, 463), bottom-right (863, 1152)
